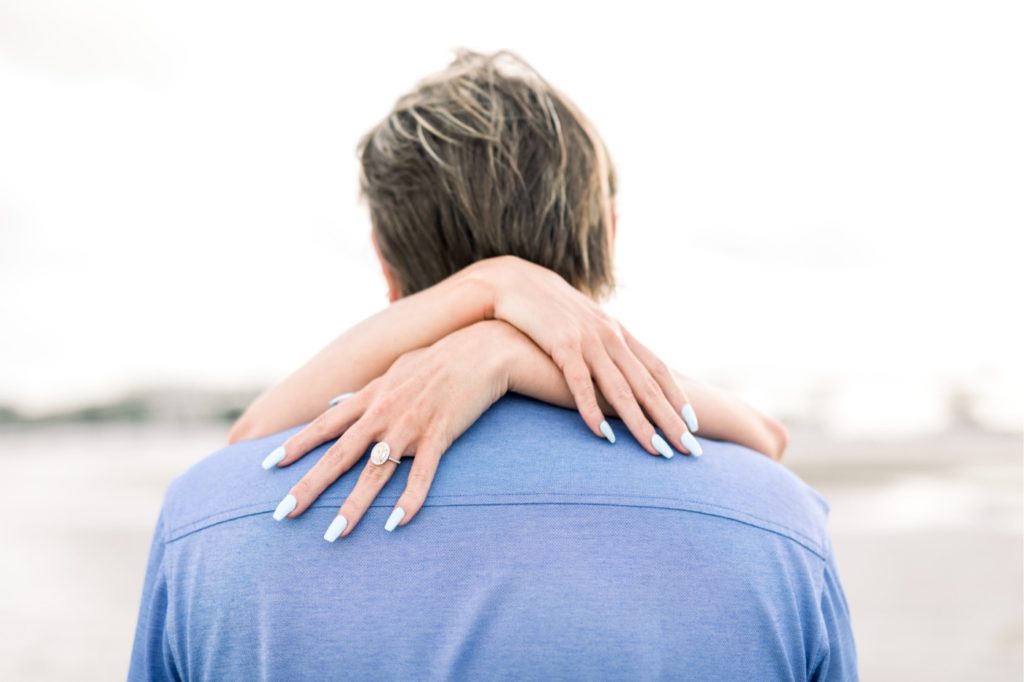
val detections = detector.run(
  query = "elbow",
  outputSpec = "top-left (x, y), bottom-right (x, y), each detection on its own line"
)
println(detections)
top-left (763, 416), bottom-right (790, 461)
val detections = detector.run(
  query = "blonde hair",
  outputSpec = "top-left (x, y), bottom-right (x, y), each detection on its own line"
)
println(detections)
top-left (358, 50), bottom-right (617, 298)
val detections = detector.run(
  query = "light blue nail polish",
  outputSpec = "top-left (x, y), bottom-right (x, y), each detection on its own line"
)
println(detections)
top-left (651, 434), bottom-right (674, 459)
top-left (272, 494), bottom-right (297, 521)
top-left (261, 445), bottom-right (286, 470)
top-left (681, 403), bottom-right (699, 433)
top-left (328, 391), bottom-right (355, 407)
top-left (681, 431), bottom-right (703, 457)
top-left (599, 420), bottom-right (616, 444)
top-left (384, 507), bottom-right (406, 532)
top-left (323, 515), bottom-right (348, 542)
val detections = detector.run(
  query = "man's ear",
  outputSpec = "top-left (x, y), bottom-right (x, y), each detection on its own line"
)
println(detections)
top-left (370, 231), bottom-right (402, 302)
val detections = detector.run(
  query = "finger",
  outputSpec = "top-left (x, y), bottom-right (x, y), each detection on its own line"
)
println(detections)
top-left (586, 349), bottom-right (668, 458)
top-left (387, 433), bottom-right (448, 531)
top-left (604, 334), bottom-right (694, 456)
top-left (265, 393), bottom-right (366, 469)
top-left (619, 328), bottom-right (703, 457)
top-left (275, 420), bottom-right (376, 520)
top-left (620, 327), bottom-right (699, 434)
top-left (327, 436), bottom-right (409, 540)
top-left (551, 346), bottom-right (607, 440)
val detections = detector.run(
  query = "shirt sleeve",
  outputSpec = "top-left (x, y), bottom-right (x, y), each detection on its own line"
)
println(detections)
top-left (128, 511), bottom-right (179, 681)
top-left (810, 546), bottom-right (859, 681)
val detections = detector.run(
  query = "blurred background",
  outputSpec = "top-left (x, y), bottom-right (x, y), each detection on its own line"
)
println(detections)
top-left (0, 1), bottom-right (1020, 679)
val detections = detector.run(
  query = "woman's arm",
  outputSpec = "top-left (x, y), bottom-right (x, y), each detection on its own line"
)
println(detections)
top-left (231, 256), bottom-right (701, 459)
top-left (230, 267), bottom-right (491, 442)
top-left (670, 374), bottom-right (789, 460)
top-left (497, 324), bottom-right (788, 460)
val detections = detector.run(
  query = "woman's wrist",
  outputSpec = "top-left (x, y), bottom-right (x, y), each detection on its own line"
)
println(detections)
top-left (456, 255), bottom-right (556, 322)
top-left (437, 320), bottom-right (518, 392)
top-left (452, 258), bottom-right (505, 320)
top-left (482, 321), bottom-right (580, 412)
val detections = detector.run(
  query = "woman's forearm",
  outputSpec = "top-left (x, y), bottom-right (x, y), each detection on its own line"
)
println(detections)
top-left (501, 324), bottom-right (788, 459)
top-left (229, 267), bottom-right (496, 442)
top-left (670, 373), bottom-right (789, 460)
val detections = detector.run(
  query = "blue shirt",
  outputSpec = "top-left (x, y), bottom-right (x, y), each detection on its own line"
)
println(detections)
top-left (130, 395), bottom-right (857, 681)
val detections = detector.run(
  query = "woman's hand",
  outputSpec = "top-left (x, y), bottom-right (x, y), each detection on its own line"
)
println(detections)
top-left (265, 321), bottom-right (520, 539)
top-left (465, 256), bottom-right (702, 457)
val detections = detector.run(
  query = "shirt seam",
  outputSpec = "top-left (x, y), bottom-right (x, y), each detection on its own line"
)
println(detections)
top-left (164, 496), bottom-right (827, 559)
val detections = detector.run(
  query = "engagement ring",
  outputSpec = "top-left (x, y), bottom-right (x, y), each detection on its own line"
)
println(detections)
top-left (370, 441), bottom-right (401, 465)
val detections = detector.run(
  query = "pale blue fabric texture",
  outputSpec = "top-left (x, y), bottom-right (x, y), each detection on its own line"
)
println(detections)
top-left (130, 395), bottom-right (857, 681)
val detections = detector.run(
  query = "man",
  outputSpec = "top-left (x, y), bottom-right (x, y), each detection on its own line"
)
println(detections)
top-left (130, 51), bottom-right (856, 680)
top-left (130, 396), bottom-right (855, 680)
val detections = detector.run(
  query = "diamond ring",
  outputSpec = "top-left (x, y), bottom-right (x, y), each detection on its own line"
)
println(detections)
top-left (370, 441), bottom-right (401, 466)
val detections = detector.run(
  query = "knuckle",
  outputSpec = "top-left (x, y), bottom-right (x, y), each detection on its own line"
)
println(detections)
top-left (291, 477), bottom-right (314, 501)
top-left (579, 391), bottom-right (601, 413)
top-left (365, 457), bottom-right (392, 478)
top-left (649, 358), bottom-right (671, 382)
top-left (370, 392), bottom-right (394, 414)
top-left (323, 443), bottom-right (347, 467)
top-left (565, 366), bottom-right (592, 389)
top-left (600, 317), bottom-right (624, 341)
top-left (422, 430), bottom-right (451, 454)
top-left (561, 331), bottom-right (584, 355)
top-left (310, 411), bottom-right (333, 436)
top-left (396, 407), bottom-right (426, 433)
top-left (407, 466), bottom-right (433, 490)
top-left (360, 467), bottom-right (387, 487)
top-left (362, 404), bottom-right (389, 427)
top-left (640, 375), bottom-right (662, 403)
top-left (402, 484), bottom-right (427, 511)
top-left (595, 317), bottom-right (618, 340)
top-left (337, 501), bottom-right (360, 523)
top-left (361, 376), bottom-right (381, 396)
top-left (581, 326), bottom-right (604, 348)
top-left (610, 383), bottom-right (634, 406)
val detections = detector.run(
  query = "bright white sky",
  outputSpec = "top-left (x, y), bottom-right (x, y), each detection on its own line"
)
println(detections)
top-left (0, 1), bottom-right (1021, 434)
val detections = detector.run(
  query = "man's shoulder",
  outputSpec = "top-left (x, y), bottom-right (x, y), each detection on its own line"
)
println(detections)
top-left (160, 395), bottom-right (831, 558)
top-left (159, 425), bottom-right (304, 543)
top-left (466, 396), bottom-right (832, 558)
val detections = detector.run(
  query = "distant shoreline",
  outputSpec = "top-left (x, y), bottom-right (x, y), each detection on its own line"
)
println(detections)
top-left (0, 387), bottom-right (260, 426)
top-left (1, 386), bottom-right (1020, 442)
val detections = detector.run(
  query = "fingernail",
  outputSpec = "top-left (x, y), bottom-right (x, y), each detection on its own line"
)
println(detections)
top-left (651, 434), bottom-right (674, 459)
top-left (384, 507), bottom-right (406, 532)
top-left (323, 515), bottom-right (348, 542)
top-left (681, 431), bottom-right (703, 457)
top-left (328, 391), bottom-right (355, 407)
top-left (599, 420), bottom-right (616, 444)
top-left (681, 404), bottom-right (699, 433)
top-left (261, 445), bottom-right (286, 470)
top-left (272, 494), bottom-right (297, 521)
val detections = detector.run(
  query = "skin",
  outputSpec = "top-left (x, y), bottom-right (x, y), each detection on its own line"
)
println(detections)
top-left (231, 255), bottom-right (789, 537)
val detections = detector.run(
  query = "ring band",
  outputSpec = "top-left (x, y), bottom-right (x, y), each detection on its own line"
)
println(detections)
top-left (370, 441), bottom-right (401, 466)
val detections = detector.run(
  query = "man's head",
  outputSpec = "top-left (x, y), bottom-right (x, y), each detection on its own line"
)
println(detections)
top-left (359, 50), bottom-right (617, 301)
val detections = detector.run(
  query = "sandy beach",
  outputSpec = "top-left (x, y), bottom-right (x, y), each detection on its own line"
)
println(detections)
top-left (0, 423), bottom-right (1020, 680)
